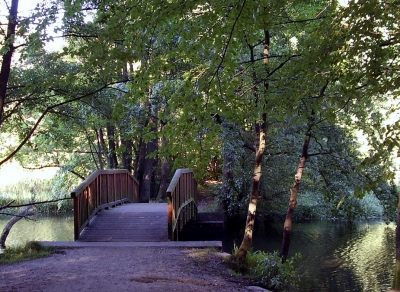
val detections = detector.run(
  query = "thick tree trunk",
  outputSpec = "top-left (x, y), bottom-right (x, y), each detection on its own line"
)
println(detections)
top-left (156, 136), bottom-right (169, 200)
top-left (139, 90), bottom-right (158, 202)
top-left (121, 139), bottom-right (133, 173)
top-left (95, 128), bottom-right (106, 170)
top-left (156, 156), bottom-right (170, 200)
top-left (134, 138), bottom-right (146, 181)
top-left (106, 123), bottom-right (118, 169)
top-left (1, 204), bottom-right (35, 249)
top-left (0, 0), bottom-right (19, 126)
top-left (139, 134), bottom-right (157, 202)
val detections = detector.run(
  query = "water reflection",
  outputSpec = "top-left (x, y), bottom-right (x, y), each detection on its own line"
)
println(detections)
top-left (336, 222), bottom-right (395, 292)
top-left (225, 219), bottom-right (395, 292)
top-left (0, 213), bottom-right (74, 247)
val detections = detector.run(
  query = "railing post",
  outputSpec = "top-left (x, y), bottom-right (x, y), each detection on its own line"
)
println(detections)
top-left (167, 194), bottom-right (173, 240)
top-left (73, 194), bottom-right (79, 241)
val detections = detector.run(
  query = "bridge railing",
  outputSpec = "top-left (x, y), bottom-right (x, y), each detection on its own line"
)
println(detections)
top-left (166, 168), bottom-right (198, 241)
top-left (71, 169), bottom-right (139, 240)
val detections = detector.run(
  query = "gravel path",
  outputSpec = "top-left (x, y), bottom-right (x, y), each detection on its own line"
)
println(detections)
top-left (0, 246), bottom-right (263, 292)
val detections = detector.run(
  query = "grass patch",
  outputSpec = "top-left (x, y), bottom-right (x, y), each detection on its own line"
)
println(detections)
top-left (0, 241), bottom-right (55, 264)
top-left (186, 247), bottom-right (220, 264)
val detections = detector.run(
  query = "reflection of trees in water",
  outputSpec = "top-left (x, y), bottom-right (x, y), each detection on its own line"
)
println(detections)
top-left (335, 222), bottom-right (395, 292)
top-left (0, 214), bottom-right (74, 247)
top-left (226, 220), bottom-right (395, 291)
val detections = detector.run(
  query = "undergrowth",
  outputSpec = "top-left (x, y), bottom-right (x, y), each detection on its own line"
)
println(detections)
top-left (229, 247), bottom-right (301, 292)
top-left (0, 241), bottom-right (55, 264)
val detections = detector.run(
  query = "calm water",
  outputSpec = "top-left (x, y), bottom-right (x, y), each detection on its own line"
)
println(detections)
top-left (0, 213), bottom-right (74, 247)
top-left (0, 213), bottom-right (395, 291)
top-left (224, 219), bottom-right (396, 292)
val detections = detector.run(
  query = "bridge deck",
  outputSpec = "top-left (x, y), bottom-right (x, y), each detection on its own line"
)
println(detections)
top-left (78, 203), bottom-right (168, 242)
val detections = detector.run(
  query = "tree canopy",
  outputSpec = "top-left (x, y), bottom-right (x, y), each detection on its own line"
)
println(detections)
top-left (1, 0), bottom-right (399, 266)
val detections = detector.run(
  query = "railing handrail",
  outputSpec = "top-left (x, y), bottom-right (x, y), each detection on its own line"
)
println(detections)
top-left (71, 169), bottom-right (139, 240)
top-left (166, 168), bottom-right (198, 241)
top-left (71, 169), bottom-right (138, 197)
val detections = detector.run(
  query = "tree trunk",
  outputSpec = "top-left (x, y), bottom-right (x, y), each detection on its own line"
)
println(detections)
top-left (95, 128), bottom-right (106, 170)
top-left (106, 123), bottom-right (118, 169)
top-left (121, 139), bottom-right (133, 173)
top-left (235, 114), bottom-right (267, 259)
top-left (139, 132), bottom-right (158, 202)
top-left (139, 88), bottom-right (158, 202)
top-left (280, 109), bottom-right (317, 262)
top-left (1, 204), bottom-right (35, 249)
top-left (156, 136), bottom-right (170, 200)
top-left (394, 193), bottom-right (400, 290)
top-left (235, 30), bottom-right (270, 259)
top-left (0, 0), bottom-right (19, 126)
top-left (134, 137), bottom-right (146, 180)
top-left (156, 156), bottom-right (170, 200)
top-left (280, 139), bottom-right (309, 262)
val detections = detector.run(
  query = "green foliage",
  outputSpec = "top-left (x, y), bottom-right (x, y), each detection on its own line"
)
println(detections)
top-left (1, 0), bottom-right (399, 230)
top-left (358, 192), bottom-right (384, 218)
top-left (0, 241), bottom-right (55, 264)
top-left (295, 190), bottom-right (385, 221)
top-left (218, 121), bottom-right (253, 217)
top-left (0, 179), bottom-right (51, 203)
top-left (0, 176), bottom-right (73, 213)
top-left (295, 192), bottom-right (328, 220)
top-left (374, 181), bottom-right (398, 223)
top-left (230, 247), bottom-right (302, 292)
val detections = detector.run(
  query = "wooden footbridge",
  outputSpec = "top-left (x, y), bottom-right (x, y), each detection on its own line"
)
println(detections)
top-left (70, 168), bottom-right (199, 242)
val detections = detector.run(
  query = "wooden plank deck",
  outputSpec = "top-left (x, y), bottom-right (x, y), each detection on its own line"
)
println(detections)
top-left (78, 203), bottom-right (168, 242)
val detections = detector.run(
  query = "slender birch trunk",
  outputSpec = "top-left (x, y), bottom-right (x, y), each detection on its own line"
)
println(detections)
top-left (236, 114), bottom-right (267, 258)
top-left (280, 134), bottom-right (310, 262)
top-left (235, 29), bottom-right (270, 259)
top-left (393, 194), bottom-right (400, 290)
top-left (280, 106), bottom-right (317, 262)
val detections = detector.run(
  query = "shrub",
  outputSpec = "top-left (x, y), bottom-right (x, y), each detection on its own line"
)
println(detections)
top-left (231, 247), bottom-right (301, 292)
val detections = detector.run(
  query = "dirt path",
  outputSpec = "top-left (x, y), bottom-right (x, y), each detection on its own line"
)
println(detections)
top-left (0, 246), bottom-right (266, 292)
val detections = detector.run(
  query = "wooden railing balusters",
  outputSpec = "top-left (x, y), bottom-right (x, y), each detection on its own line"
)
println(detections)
top-left (71, 169), bottom-right (139, 241)
top-left (166, 168), bottom-right (198, 241)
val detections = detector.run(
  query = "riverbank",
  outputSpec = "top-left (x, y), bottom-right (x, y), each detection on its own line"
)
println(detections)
top-left (0, 245), bottom-right (268, 292)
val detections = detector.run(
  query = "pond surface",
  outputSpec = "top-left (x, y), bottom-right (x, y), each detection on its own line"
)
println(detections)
top-left (0, 213), bottom-right (74, 247)
top-left (0, 213), bottom-right (395, 291)
top-left (224, 219), bottom-right (395, 292)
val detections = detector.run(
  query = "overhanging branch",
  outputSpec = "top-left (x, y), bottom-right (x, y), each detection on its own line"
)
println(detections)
top-left (0, 197), bottom-right (71, 211)
top-left (0, 78), bottom-right (130, 166)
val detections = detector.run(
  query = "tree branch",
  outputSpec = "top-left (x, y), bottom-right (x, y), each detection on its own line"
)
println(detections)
top-left (0, 198), bottom-right (70, 211)
top-left (0, 79), bottom-right (130, 166)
